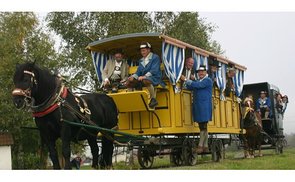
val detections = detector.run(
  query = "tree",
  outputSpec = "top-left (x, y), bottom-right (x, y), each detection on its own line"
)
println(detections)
top-left (153, 12), bottom-right (223, 54)
top-left (0, 12), bottom-right (58, 169)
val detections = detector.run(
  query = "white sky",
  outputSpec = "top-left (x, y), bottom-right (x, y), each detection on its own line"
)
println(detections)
top-left (198, 12), bottom-right (295, 134)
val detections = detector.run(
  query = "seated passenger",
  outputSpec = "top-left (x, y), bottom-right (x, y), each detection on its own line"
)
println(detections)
top-left (256, 91), bottom-right (271, 119)
top-left (225, 66), bottom-right (236, 97)
top-left (125, 42), bottom-right (163, 108)
top-left (180, 57), bottom-right (195, 89)
top-left (102, 49), bottom-right (129, 93)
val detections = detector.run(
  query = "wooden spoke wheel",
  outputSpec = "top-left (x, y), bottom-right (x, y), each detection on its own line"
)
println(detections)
top-left (137, 146), bottom-right (154, 169)
top-left (170, 147), bottom-right (184, 166)
top-left (183, 139), bottom-right (198, 166)
top-left (211, 139), bottom-right (224, 162)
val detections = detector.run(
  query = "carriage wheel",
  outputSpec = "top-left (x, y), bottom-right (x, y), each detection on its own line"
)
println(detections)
top-left (183, 139), bottom-right (198, 166)
top-left (275, 139), bottom-right (284, 154)
top-left (211, 140), bottom-right (224, 162)
top-left (137, 146), bottom-right (154, 169)
top-left (170, 147), bottom-right (184, 166)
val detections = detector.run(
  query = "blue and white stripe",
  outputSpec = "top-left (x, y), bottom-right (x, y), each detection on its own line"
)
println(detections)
top-left (192, 52), bottom-right (208, 72)
top-left (91, 51), bottom-right (108, 83)
top-left (233, 69), bottom-right (244, 97)
top-left (162, 41), bottom-right (185, 92)
top-left (216, 63), bottom-right (227, 100)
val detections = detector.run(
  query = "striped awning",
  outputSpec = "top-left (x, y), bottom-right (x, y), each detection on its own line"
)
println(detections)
top-left (216, 63), bottom-right (227, 100)
top-left (91, 51), bottom-right (109, 83)
top-left (233, 69), bottom-right (244, 97)
top-left (192, 52), bottom-right (208, 72)
top-left (162, 41), bottom-right (185, 92)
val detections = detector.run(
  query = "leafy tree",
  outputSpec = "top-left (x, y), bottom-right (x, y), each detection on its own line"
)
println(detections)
top-left (153, 12), bottom-right (223, 54)
top-left (0, 12), bottom-right (58, 169)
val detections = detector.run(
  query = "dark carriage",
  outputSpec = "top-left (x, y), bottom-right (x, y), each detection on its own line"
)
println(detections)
top-left (242, 82), bottom-right (287, 153)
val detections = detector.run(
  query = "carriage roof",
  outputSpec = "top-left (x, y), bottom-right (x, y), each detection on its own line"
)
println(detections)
top-left (86, 32), bottom-right (247, 71)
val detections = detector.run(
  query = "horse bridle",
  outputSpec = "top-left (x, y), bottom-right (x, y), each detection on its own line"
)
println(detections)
top-left (12, 70), bottom-right (38, 109)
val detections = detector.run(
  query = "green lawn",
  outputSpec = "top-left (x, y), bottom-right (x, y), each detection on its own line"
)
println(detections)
top-left (105, 147), bottom-right (295, 170)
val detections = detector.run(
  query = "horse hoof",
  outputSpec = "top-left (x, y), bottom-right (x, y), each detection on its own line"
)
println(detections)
top-left (251, 155), bottom-right (255, 158)
top-left (259, 154), bottom-right (263, 157)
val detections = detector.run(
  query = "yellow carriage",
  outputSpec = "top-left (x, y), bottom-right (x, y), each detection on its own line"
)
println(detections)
top-left (87, 33), bottom-right (247, 168)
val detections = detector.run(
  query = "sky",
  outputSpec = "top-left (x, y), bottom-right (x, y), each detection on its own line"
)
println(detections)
top-left (198, 12), bottom-right (295, 134)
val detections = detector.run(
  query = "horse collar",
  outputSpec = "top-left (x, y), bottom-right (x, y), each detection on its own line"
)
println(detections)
top-left (32, 84), bottom-right (68, 118)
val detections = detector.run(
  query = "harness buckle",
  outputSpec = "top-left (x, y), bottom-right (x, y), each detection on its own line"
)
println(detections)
top-left (84, 108), bottom-right (91, 115)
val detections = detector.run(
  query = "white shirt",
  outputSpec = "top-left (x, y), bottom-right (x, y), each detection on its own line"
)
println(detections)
top-left (185, 69), bottom-right (191, 80)
top-left (143, 53), bottom-right (152, 66)
top-left (113, 60), bottom-right (122, 76)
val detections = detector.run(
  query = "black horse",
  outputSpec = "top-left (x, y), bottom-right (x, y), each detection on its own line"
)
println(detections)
top-left (242, 97), bottom-right (263, 158)
top-left (12, 62), bottom-right (118, 169)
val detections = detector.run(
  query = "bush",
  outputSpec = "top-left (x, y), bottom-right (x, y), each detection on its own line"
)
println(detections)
top-left (20, 153), bottom-right (41, 169)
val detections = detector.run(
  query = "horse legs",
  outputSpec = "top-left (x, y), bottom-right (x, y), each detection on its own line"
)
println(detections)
top-left (249, 137), bottom-right (255, 158)
top-left (243, 138), bottom-right (250, 158)
top-left (87, 136), bottom-right (99, 169)
top-left (100, 135), bottom-right (114, 169)
top-left (257, 134), bottom-right (263, 157)
top-left (244, 146), bottom-right (251, 159)
top-left (61, 124), bottom-right (72, 169)
top-left (47, 140), bottom-right (61, 169)
top-left (61, 140), bottom-right (72, 169)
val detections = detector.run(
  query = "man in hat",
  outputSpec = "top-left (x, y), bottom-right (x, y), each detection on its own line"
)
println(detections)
top-left (102, 49), bottom-right (129, 93)
top-left (181, 65), bottom-right (213, 153)
top-left (256, 91), bottom-right (271, 119)
top-left (126, 42), bottom-right (162, 108)
top-left (225, 66), bottom-right (236, 97)
top-left (180, 57), bottom-right (195, 89)
top-left (208, 56), bottom-right (221, 83)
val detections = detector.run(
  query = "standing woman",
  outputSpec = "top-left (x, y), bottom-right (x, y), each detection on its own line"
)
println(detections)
top-left (181, 65), bottom-right (213, 153)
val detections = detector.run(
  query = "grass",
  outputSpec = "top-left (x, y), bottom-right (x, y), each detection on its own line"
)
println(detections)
top-left (103, 147), bottom-right (295, 170)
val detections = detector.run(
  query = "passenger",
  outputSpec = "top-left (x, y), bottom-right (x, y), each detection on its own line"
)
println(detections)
top-left (208, 57), bottom-right (220, 84)
top-left (282, 95), bottom-right (288, 114)
top-left (181, 65), bottom-right (213, 154)
top-left (225, 66), bottom-right (236, 97)
top-left (102, 49), bottom-right (129, 93)
top-left (256, 91), bottom-right (271, 119)
top-left (275, 93), bottom-right (284, 114)
top-left (125, 42), bottom-right (162, 108)
top-left (180, 57), bottom-right (196, 89)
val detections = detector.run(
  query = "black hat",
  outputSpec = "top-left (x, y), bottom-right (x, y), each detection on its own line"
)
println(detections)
top-left (113, 48), bottom-right (124, 54)
top-left (227, 67), bottom-right (236, 72)
top-left (197, 65), bottom-right (207, 71)
top-left (139, 42), bottom-right (152, 49)
top-left (208, 58), bottom-right (221, 67)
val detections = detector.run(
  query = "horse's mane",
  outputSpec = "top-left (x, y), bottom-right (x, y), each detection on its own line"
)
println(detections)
top-left (15, 62), bottom-right (55, 82)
